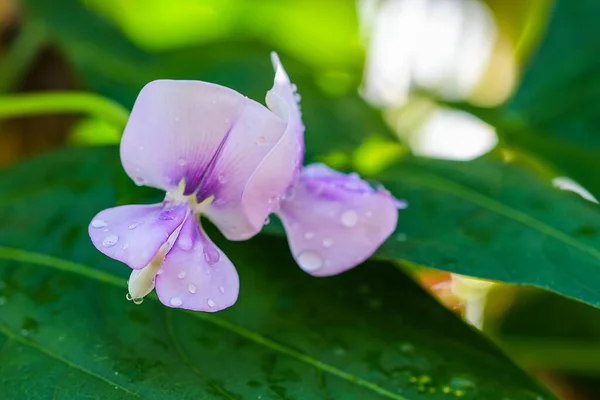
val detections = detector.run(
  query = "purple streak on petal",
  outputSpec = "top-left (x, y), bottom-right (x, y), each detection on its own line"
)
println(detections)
top-left (155, 216), bottom-right (239, 312)
top-left (277, 164), bottom-right (399, 276)
top-left (120, 80), bottom-right (246, 193)
top-left (88, 202), bottom-right (188, 269)
top-left (197, 99), bottom-right (287, 239)
top-left (202, 53), bottom-right (305, 241)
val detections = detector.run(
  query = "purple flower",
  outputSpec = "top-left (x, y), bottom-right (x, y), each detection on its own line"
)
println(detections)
top-left (89, 53), bottom-right (400, 312)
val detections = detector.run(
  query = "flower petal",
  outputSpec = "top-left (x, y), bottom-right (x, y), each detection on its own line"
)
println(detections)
top-left (277, 164), bottom-right (399, 276)
top-left (88, 202), bottom-right (188, 269)
top-left (120, 80), bottom-right (248, 193)
top-left (203, 53), bottom-right (305, 240)
top-left (155, 215), bottom-right (239, 311)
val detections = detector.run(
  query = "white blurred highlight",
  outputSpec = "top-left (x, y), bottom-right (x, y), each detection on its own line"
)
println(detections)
top-left (407, 108), bottom-right (497, 160)
top-left (361, 0), bottom-right (497, 106)
top-left (553, 177), bottom-right (599, 203)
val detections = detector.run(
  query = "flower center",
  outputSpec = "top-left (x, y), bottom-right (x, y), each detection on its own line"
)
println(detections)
top-left (164, 179), bottom-right (214, 215)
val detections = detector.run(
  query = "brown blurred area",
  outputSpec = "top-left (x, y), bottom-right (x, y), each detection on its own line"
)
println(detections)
top-left (0, 0), bottom-right (75, 166)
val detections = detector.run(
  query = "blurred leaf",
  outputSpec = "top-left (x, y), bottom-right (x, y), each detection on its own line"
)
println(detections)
top-left (21, 0), bottom-right (386, 162)
top-left (85, 0), bottom-right (363, 71)
top-left (0, 147), bottom-right (552, 399)
top-left (371, 153), bottom-right (600, 308)
top-left (505, 0), bottom-right (600, 197)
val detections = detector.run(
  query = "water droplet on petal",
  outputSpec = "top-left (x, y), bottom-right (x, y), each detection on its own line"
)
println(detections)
top-left (188, 284), bottom-right (197, 294)
top-left (204, 246), bottom-right (220, 265)
top-left (178, 236), bottom-right (192, 250)
top-left (126, 293), bottom-right (133, 301)
top-left (218, 286), bottom-right (225, 294)
top-left (177, 158), bottom-right (187, 166)
top-left (122, 243), bottom-right (129, 250)
top-left (256, 136), bottom-right (267, 145)
top-left (158, 210), bottom-right (175, 220)
top-left (128, 223), bottom-right (139, 230)
top-left (177, 271), bottom-right (186, 279)
top-left (170, 297), bottom-right (183, 307)
top-left (134, 176), bottom-right (146, 185)
top-left (322, 238), bottom-right (333, 247)
top-left (91, 219), bottom-right (107, 228)
top-left (264, 217), bottom-right (271, 225)
top-left (297, 251), bottom-right (323, 272)
top-left (102, 235), bottom-right (119, 247)
top-left (132, 297), bottom-right (144, 305)
top-left (217, 174), bottom-right (227, 183)
top-left (102, 228), bottom-right (109, 233)
top-left (304, 232), bottom-right (315, 240)
top-left (340, 210), bottom-right (358, 227)
top-left (207, 298), bottom-right (216, 308)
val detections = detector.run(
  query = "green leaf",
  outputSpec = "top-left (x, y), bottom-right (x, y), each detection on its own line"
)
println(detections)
top-left (506, 0), bottom-right (600, 197)
top-left (0, 147), bottom-right (551, 399)
top-left (372, 153), bottom-right (600, 308)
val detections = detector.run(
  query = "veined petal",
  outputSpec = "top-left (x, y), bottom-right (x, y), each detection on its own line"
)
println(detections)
top-left (88, 202), bottom-right (188, 269)
top-left (277, 164), bottom-right (399, 276)
top-left (155, 215), bottom-right (239, 311)
top-left (120, 80), bottom-right (247, 193)
top-left (204, 52), bottom-right (305, 240)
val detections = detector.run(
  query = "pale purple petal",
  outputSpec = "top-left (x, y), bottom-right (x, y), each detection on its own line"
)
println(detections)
top-left (155, 215), bottom-right (239, 311)
top-left (120, 80), bottom-right (247, 193)
top-left (204, 52), bottom-right (305, 240)
top-left (277, 164), bottom-right (399, 276)
top-left (88, 203), bottom-right (188, 269)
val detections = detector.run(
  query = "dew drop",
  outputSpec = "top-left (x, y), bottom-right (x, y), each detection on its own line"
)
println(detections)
top-left (128, 223), bottom-right (139, 230)
top-left (207, 298), bottom-right (216, 308)
top-left (126, 293), bottom-right (133, 301)
top-left (132, 297), bottom-right (144, 305)
top-left (256, 136), bottom-right (267, 145)
top-left (188, 284), bottom-right (197, 294)
top-left (217, 174), bottom-right (227, 183)
top-left (322, 238), bottom-right (333, 247)
top-left (178, 235), bottom-right (192, 250)
top-left (134, 176), bottom-right (146, 185)
top-left (177, 158), bottom-right (187, 166)
top-left (177, 271), bottom-right (187, 279)
top-left (122, 243), bottom-right (129, 250)
top-left (264, 217), bottom-right (271, 225)
top-left (102, 228), bottom-right (109, 233)
top-left (297, 251), bottom-right (323, 272)
top-left (304, 232), bottom-right (315, 240)
top-left (340, 210), bottom-right (358, 227)
top-left (204, 246), bottom-right (220, 265)
top-left (102, 235), bottom-right (119, 247)
top-left (219, 286), bottom-right (225, 294)
top-left (91, 219), bottom-right (107, 228)
top-left (170, 297), bottom-right (183, 307)
top-left (159, 210), bottom-right (175, 220)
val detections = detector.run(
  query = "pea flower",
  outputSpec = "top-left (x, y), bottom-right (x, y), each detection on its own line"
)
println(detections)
top-left (88, 53), bottom-right (400, 312)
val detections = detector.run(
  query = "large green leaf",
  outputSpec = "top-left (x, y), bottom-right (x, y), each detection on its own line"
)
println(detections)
top-left (21, 0), bottom-right (387, 163)
top-left (0, 147), bottom-right (552, 399)
top-left (372, 153), bottom-right (600, 308)
top-left (506, 0), bottom-right (600, 197)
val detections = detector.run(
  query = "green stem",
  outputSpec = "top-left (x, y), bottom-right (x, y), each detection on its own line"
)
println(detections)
top-left (0, 92), bottom-right (130, 128)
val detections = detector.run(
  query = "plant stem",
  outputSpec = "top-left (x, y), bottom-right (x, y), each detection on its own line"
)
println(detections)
top-left (0, 92), bottom-right (130, 128)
